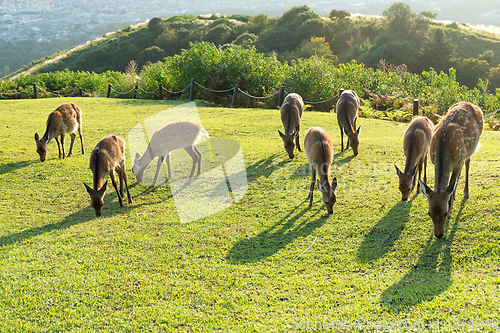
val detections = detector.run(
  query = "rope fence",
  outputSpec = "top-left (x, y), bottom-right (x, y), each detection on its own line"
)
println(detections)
top-left (2, 80), bottom-right (499, 120)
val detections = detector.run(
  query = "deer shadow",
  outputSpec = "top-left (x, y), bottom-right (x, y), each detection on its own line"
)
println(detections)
top-left (0, 187), bottom-right (158, 249)
top-left (333, 152), bottom-right (357, 167)
top-left (226, 201), bottom-right (327, 264)
top-left (245, 152), bottom-right (291, 183)
top-left (356, 195), bottom-right (416, 263)
top-left (0, 160), bottom-right (34, 176)
top-left (378, 198), bottom-right (466, 313)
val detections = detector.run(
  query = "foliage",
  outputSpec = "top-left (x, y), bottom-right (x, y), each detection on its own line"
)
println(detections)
top-left (457, 58), bottom-right (490, 88)
top-left (296, 37), bottom-right (338, 64)
top-left (415, 28), bottom-right (456, 73)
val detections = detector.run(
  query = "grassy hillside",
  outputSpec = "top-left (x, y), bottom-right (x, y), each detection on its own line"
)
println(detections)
top-left (0, 98), bottom-right (499, 331)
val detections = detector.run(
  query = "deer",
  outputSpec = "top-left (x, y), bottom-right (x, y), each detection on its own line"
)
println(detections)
top-left (132, 120), bottom-right (209, 186)
top-left (394, 116), bottom-right (434, 201)
top-left (336, 89), bottom-right (361, 155)
top-left (278, 93), bottom-right (304, 159)
top-left (84, 135), bottom-right (132, 217)
top-left (304, 127), bottom-right (338, 214)
top-left (34, 102), bottom-right (84, 162)
top-left (420, 102), bottom-right (483, 238)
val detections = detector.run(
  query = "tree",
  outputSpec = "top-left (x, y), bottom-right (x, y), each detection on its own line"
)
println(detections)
top-left (233, 33), bottom-right (259, 48)
top-left (247, 14), bottom-right (273, 36)
top-left (155, 29), bottom-right (180, 56)
top-left (420, 10), bottom-right (437, 19)
top-left (112, 41), bottom-right (141, 71)
top-left (329, 9), bottom-right (350, 22)
top-left (148, 17), bottom-right (167, 37)
top-left (296, 37), bottom-right (338, 63)
top-left (137, 46), bottom-right (165, 67)
top-left (416, 28), bottom-right (456, 73)
top-left (457, 58), bottom-right (490, 88)
top-left (382, 2), bottom-right (429, 45)
top-left (203, 24), bottom-right (233, 46)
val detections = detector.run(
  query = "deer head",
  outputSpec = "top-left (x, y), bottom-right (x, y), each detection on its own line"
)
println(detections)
top-left (132, 152), bottom-right (146, 182)
top-left (278, 130), bottom-right (299, 159)
top-left (420, 179), bottom-right (457, 238)
top-left (84, 181), bottom-right (108, 216)
top-left (34, 133), bottom-right (48, 162)
top-left (395, 164), bottom-right (418, 201)
top-left (347, 126), bottom-right (361, 155)
top-left (317, 177), bottom-right (338, 214)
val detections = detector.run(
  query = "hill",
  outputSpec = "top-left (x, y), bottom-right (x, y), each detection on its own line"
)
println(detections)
top-left (0, 98), bottom-right (499, 330)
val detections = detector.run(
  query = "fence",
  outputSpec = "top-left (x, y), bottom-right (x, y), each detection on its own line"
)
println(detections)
top-left (4, 80), bottom-right (499, 119)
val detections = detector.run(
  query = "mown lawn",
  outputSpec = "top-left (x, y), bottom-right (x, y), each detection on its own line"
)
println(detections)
top-left (0, 98), bottom-right (499, 332)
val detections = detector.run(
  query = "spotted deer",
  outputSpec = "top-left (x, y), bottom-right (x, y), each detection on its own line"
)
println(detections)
top-left (84, 135), bottom-right (132, 216)
top-left (304, 127), bottom-right (338, 214)
top-left (420, 102), bottom-right (483, 238)
top-left (395, 116), bottom-right (434, 201)
top-left (34, 102), bottom-right (84, 162)
top-left (132, 120), bottom-right (209, 186)
top-left (278, 93), bottom-right (304, 159)
top-left (336, 89), bottom-right (361, 155)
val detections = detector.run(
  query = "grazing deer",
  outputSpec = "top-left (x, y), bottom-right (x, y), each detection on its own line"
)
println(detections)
top-left (304, 127), bottom-right (338, 214)
top-left (34, 102), bottom-right (84, 162)
top-left (278, 93), bottom-right (304, 159)
top-left (336, 90), bottom-right (361, 155)
top-left (84, 135), bottom-right (132, 216)
top-left (420, 102), bottom-right (483, 238)
top-left (132, 120), bottom-right (209, 186)
top-left (395, 116), bottom-right (434, 201)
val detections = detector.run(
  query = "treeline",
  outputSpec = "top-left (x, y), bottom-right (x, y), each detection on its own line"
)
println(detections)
top-left (3, 42), bottom-right (500, 121)
top-left (8, 3), bottom-right (500, 91)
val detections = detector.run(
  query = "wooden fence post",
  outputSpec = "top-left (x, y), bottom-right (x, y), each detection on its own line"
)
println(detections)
top-left (231, 84), bottom-right (239, 108)
top-left (33, 83), bottom-right (38, 99)
top-left (413, 99), bottom-right (419, 116)
top-left (107, 84), bottom-right (112, 98)
top-left (79, 87), bottom-right (83, 97)
top-left (158, 82), bottom-right (162, 101)
top-left (189, 78), bottom-right (195, 101)
top-left (132, 84), bottom-right (138, 99)
top-left (277, 86), bottom-right (285, 108)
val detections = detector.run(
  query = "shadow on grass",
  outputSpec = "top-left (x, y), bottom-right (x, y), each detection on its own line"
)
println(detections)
top-left (0, 185), bottom-right (155, 249)
top-left (0, 160), bottom-right (34, 175)
top-left (357, 195), bottom-right (416, 263)
top-left (226, 201), bottom-right (327, 264)
top-left (333, 151), bottom-right (356, 167)
top-left (245, 152), bottom-right (291, 183)
top-left (378, 198), bottom-right (467, 313)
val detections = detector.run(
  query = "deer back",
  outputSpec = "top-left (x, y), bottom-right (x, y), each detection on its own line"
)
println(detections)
top-left (430, 102), bottom-right (483, 191)
top-left (402, 116), bottom-right (433, 172)
top-left (89, 135), bottom-right (125, 189)
top-left (336, 90), bottom-right (359, 133)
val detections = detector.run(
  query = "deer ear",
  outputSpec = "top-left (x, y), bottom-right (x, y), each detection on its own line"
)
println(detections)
top-left (445, 178), bottom-right (458, 195)
top-left (278, 130), bottom-right (285, 139)
top-left (317, 179), bottom-right (324, 192)
top-left (83, 182), bottom-right (92, 194)
top-left (135, 152), bottom-right (140, 160)
top-left (292, 130), bottom-right (300, 139)
top-left (100, 180), bottom-right (108, 193)
top-left (331, 177), bottom-right (338, 192)
top-left (394, 165), bottom-right (402, 177)
top-left (410, 164), bottom-right (418, 176)
top-left (419, 180), bottom-right (432, 199)
top-left (356, 126), bottom-right (361, 133)
top-left (34, 133), bottom-right (39, 141)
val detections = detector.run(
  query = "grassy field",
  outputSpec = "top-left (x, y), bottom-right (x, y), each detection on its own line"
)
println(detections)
top-left (0, 98), bottom-right (499, 332)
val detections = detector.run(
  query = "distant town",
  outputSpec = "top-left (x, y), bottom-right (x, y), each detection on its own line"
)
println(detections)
top-left (1, 0), bottom-right (500, 45)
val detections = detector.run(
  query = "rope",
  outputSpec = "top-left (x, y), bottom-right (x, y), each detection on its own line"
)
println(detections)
top-left (138, 86), bottom-right (159, 94)
top-left (162, 84), bottom-right (190, 94)
top-left (111, 87), bottom-right (135, 95)
top-left (237, 88), bottom-right (280, 100)
top-left (484, 108), bottom-right (500, 117)
top-left (194, 81), bottom-right (234, 93)
top-left (1, 87), bottom-right (32, 95)
top-left (304, 94), bottom-right (339, 105)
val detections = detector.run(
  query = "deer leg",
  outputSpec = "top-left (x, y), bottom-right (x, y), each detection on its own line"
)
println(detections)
top-left (193, 145), bottom-right (202, 176)
top-left (448, 167), bottom-right (463, 218)
top-left (464, 158), bottom-right (470, 199)
top-left (339, 126), bottom-right (344, 152)
top-left (55, 137), bottom-right (62, 158)
top-left (120, 162), bottom-right (132, 204)
top-left (423, 154), bottom-right (428, 185)
top-left (151, 156), bottom-right (164, 187)
top-left (67, 133), bottom-right (76, 157)
top-left (60, 134), bottom-right (66, 159)
top-left (165, 153), bottom-right (172, 180)
top-left (78, 120), bottom-right (85, 154)
top-left (416, 159), bottom-right (423, 193)
top-left (109, 171), bottom-right (124, 207)
top-left (308, 167), bottom-right (316, 207)
top-left (185, 146), bottom-right (199, 179)
top-left (117, 166), bottom-right (124, 198)
top-left (296, 125), bottom-right (302, 152)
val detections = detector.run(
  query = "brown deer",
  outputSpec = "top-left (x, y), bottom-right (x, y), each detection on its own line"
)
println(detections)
top-left (304, 127), bottom-right (338, 214)
top-left (420, 102), bottom-right (483, 238)
top-left (336, 90), bottom-right (361, 155)
top-left (84, 135), bottom-right (132, 216)
top-left (34, 102), bottom-right (84, 162)
top-left (132, 120), bottom-right (209, 186)
top-left (394, 116), bottom-right (434, 201)
top-left (278, 93), bottom-right (304, 159)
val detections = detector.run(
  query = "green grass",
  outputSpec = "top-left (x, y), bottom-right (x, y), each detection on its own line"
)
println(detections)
top-left (0, 98), bottom-right (499, 332)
